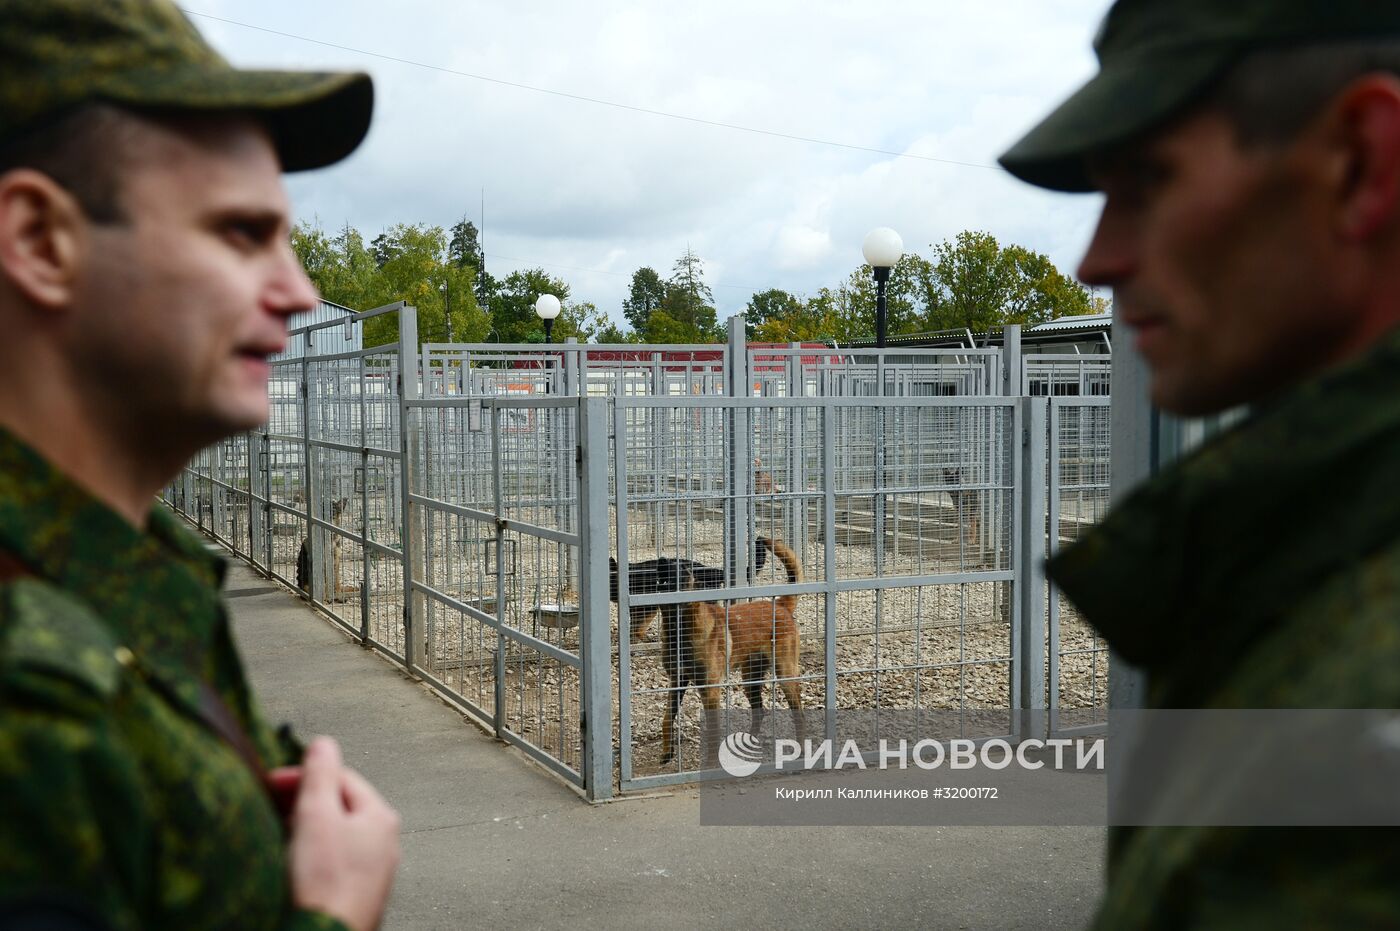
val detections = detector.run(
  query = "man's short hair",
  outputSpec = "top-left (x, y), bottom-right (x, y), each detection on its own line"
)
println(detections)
top-left (1213, 39), bottom-right (1400, 145)
top-left (0, 104), bottom-right (139, 224)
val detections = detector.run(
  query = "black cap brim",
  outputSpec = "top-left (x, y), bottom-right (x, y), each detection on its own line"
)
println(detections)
top-left (98, 66), bottom-right (374, 172)
top-left (999, 47), bottom-right (1230, 192)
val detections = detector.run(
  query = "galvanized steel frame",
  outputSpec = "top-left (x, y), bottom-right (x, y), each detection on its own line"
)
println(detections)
top-left (168, 316), bottom-right (1113, 799)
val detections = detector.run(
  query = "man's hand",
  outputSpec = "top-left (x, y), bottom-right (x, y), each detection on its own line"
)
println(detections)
top-left (285, 737), bottom-right (400, 931)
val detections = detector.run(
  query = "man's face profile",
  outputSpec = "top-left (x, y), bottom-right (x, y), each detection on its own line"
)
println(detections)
top-left (1076, 107), bottom-right (1350, 417)
top-left (72, 114), bottom-right (318, 443)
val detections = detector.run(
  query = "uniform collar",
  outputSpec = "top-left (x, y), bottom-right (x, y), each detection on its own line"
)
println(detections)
top-left (0, 429), bottom-right (228, 695)
top-left (1047, 326), bottom-right (1400, 690)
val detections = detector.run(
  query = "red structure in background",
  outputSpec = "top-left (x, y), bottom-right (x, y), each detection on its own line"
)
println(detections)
top-left (510, 343), bottom-right (841, 373)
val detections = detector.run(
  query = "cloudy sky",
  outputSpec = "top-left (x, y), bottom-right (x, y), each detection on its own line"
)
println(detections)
top-left (187, 1), bottom-right (1111, 324)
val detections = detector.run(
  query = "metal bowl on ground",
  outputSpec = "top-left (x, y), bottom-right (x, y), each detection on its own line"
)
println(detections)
top-left (533, 603), bottom-right (580, 629)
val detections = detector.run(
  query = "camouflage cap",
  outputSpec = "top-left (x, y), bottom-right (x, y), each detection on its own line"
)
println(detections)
top-left (0, 0), bottom-right (372, 172)
top-left (1000, 0), bottom-right (1400, 192)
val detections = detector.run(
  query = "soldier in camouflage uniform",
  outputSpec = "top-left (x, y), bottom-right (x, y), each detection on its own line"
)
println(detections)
top-left (0, 2), bottom-right (399, 930)
top-left (1002, 1), bottom-right (1400, 927)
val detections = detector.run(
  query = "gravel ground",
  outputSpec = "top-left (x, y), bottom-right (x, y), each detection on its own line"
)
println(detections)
top-left (263, 507), bottom-right (1110, 782)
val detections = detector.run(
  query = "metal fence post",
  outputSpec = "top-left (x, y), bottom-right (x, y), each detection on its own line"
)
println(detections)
top-left (359, 348), bottom-right (371, 643)
top-left (301, 346), bottom-right (319, 602)
top-left (651, 352), bottom-right (665, 550)
top-left (262, 430), bottom-right (273, 573)
top-left (578, 397), bottom-right (614, 800)
top-left (786, 342), bottom-right (805, 556)
top-left (1109, 339), bottom-right (1150, 713)
top-left (1017, 396), bottom-right (1048, 740)
top-left (563, 338), bottom-right (579, 592)
top-left (874, 351), bottom-right (887, 641)
top-left (490, 400), bottom-right (506, 736)
top-left (1003, 324), bottom-right (1022, 397)
top-left (726, 317), bottom-right (751, 585)
top-left (398, 304), bottom-right (424, 670)
top-left (822, 402), bottom-right (838, 741)
top-left (564, 337), bottom-right (580, 396)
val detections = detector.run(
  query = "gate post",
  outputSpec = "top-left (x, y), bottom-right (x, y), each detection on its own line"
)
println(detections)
top-left (1017, 396), bottom-right (1048, 740)
top-left (726, 317), bottom-right (751, 586)
top-left (397, 304), bottom-right (425, 670)
top-left (786, 342), bottom-right (806, 557)
top-left (1003, 324), bottom-right (1023, 397)
top-left (578, 397), bottom-right (614, 800)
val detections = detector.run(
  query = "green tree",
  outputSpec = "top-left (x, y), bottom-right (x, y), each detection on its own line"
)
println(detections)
top-left (621, 267), bottom-right (667, 334)
top-left (924, 231), bottom-right (1091, 331)
top-left (448, 217), bottom-right (484, 271)
top-left (591, 318), bottom-right (634, 344)
top-left (550, 300), bottom-right (621, 344)
top-left (447, 216), bottom-right (496, 312)
top-left (645, 248), bottom-right (719, 343)
top-left (756, 256), bottom-right (928, 344)
top-left (491, 268), bottom-right (572, 344)
top-left (292, 220), bottom-right (375, 311)
top-left (751, 292), bottom-right (828, 342)
top-left (744, 288), bottom-right (804, 340)
top-left (294, 220), bottom-right (485, 349)
top-left (369, 232), bottom-right (401, 269)
top-left (291, 221), bottom-right (336, 292)
top-left (807, 284), bottom-right (873, 344)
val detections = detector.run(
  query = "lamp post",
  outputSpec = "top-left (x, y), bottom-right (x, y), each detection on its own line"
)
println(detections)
top-left (862, 227), bottom-right (904, 348)
top-left (535, 293), bottom-right (561, 394)
top-left (860, 229), bottom-right (902, 621)
top-left (534, 293), bottom-right (561, 344)
top-left (439, 280), bottom-right (454, 344)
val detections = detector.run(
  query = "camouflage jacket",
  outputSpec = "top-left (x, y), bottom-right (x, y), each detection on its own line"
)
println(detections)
top-left (0, 430), bottom-right (346, 931)
top-left (1049, 326), bottom-right (1400, 930)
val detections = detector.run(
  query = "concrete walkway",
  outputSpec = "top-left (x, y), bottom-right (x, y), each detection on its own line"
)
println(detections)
top-left (224, 559), bottom-right (1105, 930)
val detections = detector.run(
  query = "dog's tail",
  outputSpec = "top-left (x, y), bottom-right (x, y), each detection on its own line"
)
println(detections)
top-left (759, 538), bottom-right (802, 613)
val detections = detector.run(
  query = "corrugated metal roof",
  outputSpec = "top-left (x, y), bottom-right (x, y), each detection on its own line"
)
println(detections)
top-left (1030, 312), bottom-right (1113, 332)
top-left (287, 298), bottom-right (356, 333)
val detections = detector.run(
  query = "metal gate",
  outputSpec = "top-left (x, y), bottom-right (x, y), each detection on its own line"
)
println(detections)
top-left (611, 394), bottom-right (1034, 791)
top-left (1047, 397), bottom-right (1112, 736)
top-left (169, 314), bottom-right (1115, 797)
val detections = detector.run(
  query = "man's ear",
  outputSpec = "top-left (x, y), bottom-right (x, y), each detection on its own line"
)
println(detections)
top-left (1329, 75), bottom-right (1400, 241)
top-left (0, 169), bottom-right (87, 310)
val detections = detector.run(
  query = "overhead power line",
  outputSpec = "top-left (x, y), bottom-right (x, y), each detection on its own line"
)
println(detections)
top-left (181, 8), bottom-right (1000, 172)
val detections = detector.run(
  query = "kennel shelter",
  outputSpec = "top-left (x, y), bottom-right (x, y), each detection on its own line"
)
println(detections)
top-left (167, 303), bottom-right (1112, 798)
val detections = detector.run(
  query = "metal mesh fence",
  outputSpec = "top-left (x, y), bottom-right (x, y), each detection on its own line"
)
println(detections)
top-left (1025, 355), bottom-right (1112, 397)
top-left (612, 396), bottom-right (1024, 789)
top-left (1048, 398), bottom-right (1112, 734)
top-left (167, 318), bottom-right (1115, 797)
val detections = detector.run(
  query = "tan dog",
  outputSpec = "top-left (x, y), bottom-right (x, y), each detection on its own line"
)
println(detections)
top-left (296, 497), bottom-right (358, 602)
top-left (754, 457), bottom-right (776, 495)
top-left (943, 468), bottom-right (983, 554)
top-left (658, 538), bottom-right (805, 765)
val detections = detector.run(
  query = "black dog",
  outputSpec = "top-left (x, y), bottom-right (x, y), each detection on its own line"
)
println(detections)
top-left (609, 537), bottom-right (770, 642)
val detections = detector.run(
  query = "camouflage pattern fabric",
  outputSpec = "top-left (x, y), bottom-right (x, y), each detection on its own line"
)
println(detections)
top-left (1048, 326), bottom-right (1400, 929)
top-left (0, 429), bottom-right (347, 930)
top-left (0, 0), bottom-right (372, 172)
top-left (1000, 0), bottom-right (1400, 192)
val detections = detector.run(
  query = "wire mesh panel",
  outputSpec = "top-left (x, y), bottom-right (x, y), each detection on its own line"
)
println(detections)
top-left (1048, 398), bottom-right (1111, 734)
top-left (614, 396), bottom-right (1021, 790)
top-left (422, 343), bottom-right (731, 402)
top-left (751, 347), bottom-right (1005, 398)
top-left (164, 305), bottom-right (414, 657)
top-left (284, 328), bottom-right (410, 657)
top-left (1025, 355), bottom-right (1112, 397)
top-left (266, 361), bottom-right (306, 587)
top-left (408, 395), bottom-right (590, 784)
top-left (168, 322), bottom-right (1118, 799)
